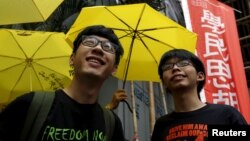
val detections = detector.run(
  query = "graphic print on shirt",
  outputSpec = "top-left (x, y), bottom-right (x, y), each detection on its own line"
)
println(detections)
top-left (165, 123), bottom-right (208, 141)
top-left (41, 125), bottom-right (108, 141)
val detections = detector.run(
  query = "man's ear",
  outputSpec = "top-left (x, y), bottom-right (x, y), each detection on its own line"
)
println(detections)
top-left (111, 65), bottom-right (118, 75)
top-left (69, 54), bottom-right (74, 65)
top-left (197, 71), bottom-right (205, 82)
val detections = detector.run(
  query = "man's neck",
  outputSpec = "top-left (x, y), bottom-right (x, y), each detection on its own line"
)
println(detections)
top-left (173, 90), bottom-right (206, 112)
top-left (63, 77), bottom-right (103, 104)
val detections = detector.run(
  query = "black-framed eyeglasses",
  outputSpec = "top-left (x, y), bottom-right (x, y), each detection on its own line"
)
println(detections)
top-left (162, 60), bottom-right (192, 71)
top-left (81, 36), bottom-right (117, 54)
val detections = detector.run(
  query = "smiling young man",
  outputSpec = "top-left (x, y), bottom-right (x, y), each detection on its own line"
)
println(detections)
top-left (0, 25), bottom-right (125, 141)
top-left (151, 49), bottom-right (247, 141)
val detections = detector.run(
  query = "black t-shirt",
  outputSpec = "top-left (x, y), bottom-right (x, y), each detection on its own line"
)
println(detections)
top-left (151, 103), bottom-right (248, 141)
top-left (0, 89), bottom-right (125, 141)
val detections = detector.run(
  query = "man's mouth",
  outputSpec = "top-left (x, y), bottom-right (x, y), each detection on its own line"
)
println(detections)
top-left (86, 56), bottom-right (105, 65)
top-left (171, 74), bottom-right (186, 81)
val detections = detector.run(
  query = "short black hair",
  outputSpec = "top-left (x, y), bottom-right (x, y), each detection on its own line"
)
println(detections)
top-left (158, 49), bottom-right (206, 95)
top-left (73, 25), bottom-right (124, 65)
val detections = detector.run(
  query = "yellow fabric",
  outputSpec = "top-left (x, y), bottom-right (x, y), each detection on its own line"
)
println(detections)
top-left (0, 0), bottom-right (63, 25)
top-left (66, 3), bottom-right (197, 83)
top-left (0, 29), bottom-right (72, 104)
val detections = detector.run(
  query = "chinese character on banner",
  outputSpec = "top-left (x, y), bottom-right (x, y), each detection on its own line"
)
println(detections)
top-left (182, 0), bottom-right (250, 123)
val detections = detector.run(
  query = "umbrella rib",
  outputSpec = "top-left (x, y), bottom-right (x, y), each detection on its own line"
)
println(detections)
top-left (109, 28), bottom-right (136, 41)
top-left (34, 56), bottom-right (71, 88)
top-left (31, 33), bottom-right (54, 58)
top-left (121, 28), bottom-right (178, 85)
top-left (9, 31), bottom-right (30, 59)
top-left (133, 3), bottom-right (146, 31)
top-left (134, 30), bottom-right (177, 66)
top-left (9, 62), bottom-right (30, 96)
top-left (104, 7), bottom-right (134, 31)
top-left (32, 62), bottom-right (68, 90)
top-left (138, 31), bottom-right (177, 49)
top-left (24, 56), bottom-right (70, 93)
top-left (34, 55), bottom-right (70, 60)
top-left (30, 63), bottom-right (47, 91)
top-left (32, 60), bottom-right (69, 78)
top-left (136, 26), bottom-right (185, 49)
top-left (0, 54), bottom-right (24, 60)
top-left (138, 26), bottom-right (179, 31)
top-left (137, 35), bottom-right (159, 64)
top-left (0, 61), bottom-right (25, 72)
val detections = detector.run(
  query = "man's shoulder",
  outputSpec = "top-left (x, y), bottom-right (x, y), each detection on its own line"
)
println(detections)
top-left (207, 103), bottom-right (237, 110)
top-left (3, 92), bottom-right (35, 110)
top-left (0, 92), bottom-right (35, 125)
top-left (2, 91), bottom-right (58, 113)
top-left (206, 103), bottom-right (243, 116)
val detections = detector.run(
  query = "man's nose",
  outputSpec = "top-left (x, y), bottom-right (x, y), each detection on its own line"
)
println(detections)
top-left (172, 64), bottom-right (180, 69)
top-left (92, 43), bottom-right (104, 55)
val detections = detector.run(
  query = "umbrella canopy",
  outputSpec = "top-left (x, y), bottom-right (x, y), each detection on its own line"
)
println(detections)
top-left (0, 0), bottom-right (63, 25)
top-left (0, 29), bottom-right (72, 104)
top-left (66, 3), bottom-right (197, 85)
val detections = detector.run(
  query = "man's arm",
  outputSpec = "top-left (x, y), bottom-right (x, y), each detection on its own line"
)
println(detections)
top-left (105, 89), bottom-right (128, 110)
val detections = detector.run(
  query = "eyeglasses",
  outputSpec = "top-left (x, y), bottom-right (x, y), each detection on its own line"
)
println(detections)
top-left (162, 60), bottom-right (192, 71)
top-left (81, 36), bottom-right (117, 54)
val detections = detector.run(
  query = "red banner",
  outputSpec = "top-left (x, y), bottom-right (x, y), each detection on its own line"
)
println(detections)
top-left (182, 0), bottom-right (250, 123)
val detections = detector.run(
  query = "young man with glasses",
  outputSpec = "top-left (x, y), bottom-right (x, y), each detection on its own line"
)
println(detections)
top-left (0, 25), bottom-right (125, 141)
top-left (151, 49), bottom-right (247, 141)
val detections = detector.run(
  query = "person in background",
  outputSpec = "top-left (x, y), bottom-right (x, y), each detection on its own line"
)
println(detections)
top-left (151, 49), bottom-right (247, 141)
top-left (0, 25), bottom-right (125, 141)
top-left (106, 89), bottom-right (128, 110)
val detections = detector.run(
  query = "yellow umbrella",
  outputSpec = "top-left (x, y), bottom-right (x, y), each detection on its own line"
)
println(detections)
top-left (66, 3), bottom-right (197, 85)
top-left (0, 29), bottom-right (72, 104)
top-left (0, 0), bottom-right (63, 25)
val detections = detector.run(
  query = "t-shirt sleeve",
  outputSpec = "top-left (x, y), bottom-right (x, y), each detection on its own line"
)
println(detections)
top-left (0, 92), bottom-right (34, 141)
